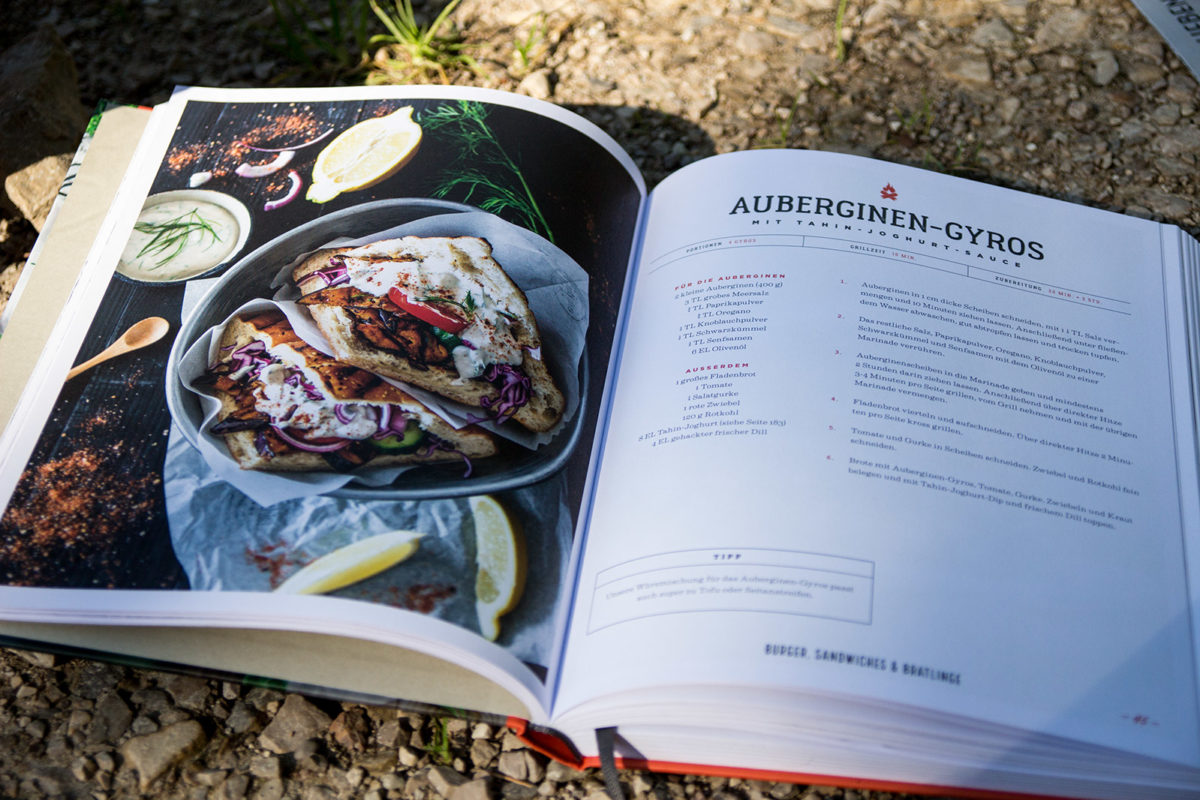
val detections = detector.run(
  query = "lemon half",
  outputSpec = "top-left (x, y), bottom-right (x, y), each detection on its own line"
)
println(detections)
top-left (274, 530), bottom-right (423, 595)
top-left (470, 495), bottom-right (526, 641)
top-left (307, 106), bottom-right (422, 203)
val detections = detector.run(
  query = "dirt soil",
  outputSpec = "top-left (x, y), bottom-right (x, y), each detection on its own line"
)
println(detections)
top-left (0, 1), bottom-right (1197, 799)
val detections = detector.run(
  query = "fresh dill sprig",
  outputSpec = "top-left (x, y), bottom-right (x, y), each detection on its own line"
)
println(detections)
top-left (420, 100), bottom-right (555, 244)
top-left (418, 291), bottom-right (476, 315)
top-left (134, 209), bottom-right (222, 268)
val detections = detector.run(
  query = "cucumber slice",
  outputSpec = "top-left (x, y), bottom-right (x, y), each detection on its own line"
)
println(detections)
top-left (372, 419), bottom-right (426, 453)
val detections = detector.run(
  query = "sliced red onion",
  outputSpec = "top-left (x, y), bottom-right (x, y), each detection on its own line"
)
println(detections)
top-left (419, 436), bottom-right (473, 478)
top-left (239, 128), bottom-right (334, 153)
top-left (334, 403), bottom-right (358, 424)
top-left (480, 363), bottom-right (531, 423)
top-left (188, 171), bottom-right (212, 187)
top-left (264, 170), bottom-right (302, 211)
top-left (373, 404), bottom-right (393, 437)
top-left (229, 340), bottom-right (272, 377)
top-left (313, 259), bottom-right (349, 288)
top-left (235, 150), bottom-right (295, 178)
top-left (271, 425), bottom-right (347, 453)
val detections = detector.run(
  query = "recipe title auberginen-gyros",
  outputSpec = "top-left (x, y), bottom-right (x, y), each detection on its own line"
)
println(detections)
top-left (728, 194), bottom-right (1046, 261)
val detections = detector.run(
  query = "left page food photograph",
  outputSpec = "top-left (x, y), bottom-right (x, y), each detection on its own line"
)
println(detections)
top-left (0, 85), bottom-right (645, 710)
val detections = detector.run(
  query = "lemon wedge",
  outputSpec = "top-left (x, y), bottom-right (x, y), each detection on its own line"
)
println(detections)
top-left (274, 530), bottom-right (424, 595)
top-left (470, 495), bottom-right (526, 641)
top-left (307, 106), bottom-right (422, 203)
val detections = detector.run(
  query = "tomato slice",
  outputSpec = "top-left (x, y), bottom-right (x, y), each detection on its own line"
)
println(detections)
top-left (387, 287), bottom-right (467, 334)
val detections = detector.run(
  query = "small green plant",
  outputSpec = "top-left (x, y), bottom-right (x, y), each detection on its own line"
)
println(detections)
top-left (901, 92), bottom-right (935, 138)
top-left (922, 140), bottom-right (983, 176)
top-left (366, 0), bottom-right (478, 84)
top-left (422, 718), bottom-right (453, 764)
top-left (834, 0), bottom-right (850, 62)
top-left (268, 0), bottom-right (373, 78)
top-left (754, 89), bottom-right (805, 149)
top-left (511, 12), bottom-right (547, 75)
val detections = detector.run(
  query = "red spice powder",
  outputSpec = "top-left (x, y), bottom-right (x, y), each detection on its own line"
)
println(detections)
top-left (244, 540), bottom-right (299, 590)
top-left (0, 441), bottom-right (159, 586)
top-left (402, 583), bottom-right (457, 614)
top-left (163, 106), bottom-right (331, 181)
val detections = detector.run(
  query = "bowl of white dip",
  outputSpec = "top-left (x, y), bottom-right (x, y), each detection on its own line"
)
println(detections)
top-left (117, 190), bottom-right (252, 283)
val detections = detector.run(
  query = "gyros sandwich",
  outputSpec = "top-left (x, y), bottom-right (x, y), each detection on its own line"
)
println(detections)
top-left (205, 309), bottom-right (497, 472)
top-left (291, 236), bottom-right (565, 432)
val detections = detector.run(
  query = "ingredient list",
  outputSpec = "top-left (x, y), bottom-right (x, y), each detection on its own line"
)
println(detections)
top-left (638, 270), bottom-right (789, 448)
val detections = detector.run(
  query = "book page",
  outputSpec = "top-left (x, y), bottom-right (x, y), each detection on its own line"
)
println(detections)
top-left (0, 86), bottom-right (644, 718)
top-left (555, 149), bottom-right (1200, 765)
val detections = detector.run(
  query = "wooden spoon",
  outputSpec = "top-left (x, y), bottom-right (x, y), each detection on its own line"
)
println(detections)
top-left (66, 316), bottom-right (170, 381)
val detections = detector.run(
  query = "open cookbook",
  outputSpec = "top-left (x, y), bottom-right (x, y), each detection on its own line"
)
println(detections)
top-left (1, 85), bottom-right (1199, 800)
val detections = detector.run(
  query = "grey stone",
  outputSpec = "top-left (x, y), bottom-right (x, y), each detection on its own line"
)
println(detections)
top-left (1152, 104), bottom-right (1182, 126)
top-left (225, 700), bottom-right (263, 735)
top-left (87, 691), bottom-right (133, 744)
top-left (523, 751), bottom-right (545, 784)
top-left (119, 720), bottom-right (206, 791)
top-left (258, 695), bottom-right (332, 754)
top-left (496, 750), bottom-right (528, 781)
top-left (131, 715), bottom-right (160, 735)
top-left (398, 744), bottom-right (422, 767)
top-left (68, 661), bottom-right (122, 701)
top-left (469, 737), bottom-right (500, 768)
top-left (971, 18), bottom-right (1014, 47)
top-left (223, 773), bottom-right (251, 799)
top-left (0, 23), bottom-right (90, 230)
top-left (10, 649), bottom-right (56, 669)
top-left (942, 54), bottom-right (993, 86)
top-left (244, 687), bottom-right (286, 713)
top-left (131, 687), bottom-right (173, 715)
top-left (1088, 50), bottom-right (1119, 86)
top-left (544, 760), bottom-right (588, 782)
top-left (191, 769), bottom-right (229, 787)
top-left (517, 70), bottom-right (553, 100)
top-left (159, 674), bottom-right (212, 712)
top-left (330, 707), bottom-right (370, 752)
top-left (452, 778), bottom-right (493, 800)
top-left (1136, 189), bottom-right (1193, 219)
top-left (253, 777), bottom-right (286, 800)
top-left (1154, 127), bottom-right (1200, 158)
top-left (69, 755), bottom-right (95, 782)
top-left (734, 29), bottom-right (775, 56)
top-left (427, 764), bottom-right (469, 796)
top-left (929, 0), bottom-right (983, 26)
top-left (1126, 60), bottom-right (1165, 86)
top-left (376, 718), bottom-right (403, 748)
top-left (1116, 119), bottom-right (1151, 144)
top-left (249, 755), bottom-right (283, 780)
top-left (1034, 9), bottom-right (1092, 48)
top-left (1166, 73), bottom-right (1198, 104)
top-left (1066, 101), bottom-right (1091, 121)
top-left (381, 773), bottom-right (407, 790)
top-left (996, 96), bottom-right (1021, 123)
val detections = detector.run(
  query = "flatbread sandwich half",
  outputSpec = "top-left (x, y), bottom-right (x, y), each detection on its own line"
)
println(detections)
top-left (292, 236), bottom-right (565, 433)
top-left (205, 308), bottom-right (497, 473)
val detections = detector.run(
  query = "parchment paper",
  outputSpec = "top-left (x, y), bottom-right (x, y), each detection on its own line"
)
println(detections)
top-left (163, 419), bottom-right (573, 667)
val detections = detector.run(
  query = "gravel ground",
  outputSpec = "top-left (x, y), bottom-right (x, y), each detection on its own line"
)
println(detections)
top-left (0, 1), bottom-right (1197, 798)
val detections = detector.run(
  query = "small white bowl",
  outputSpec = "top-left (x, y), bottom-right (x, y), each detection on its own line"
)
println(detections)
top-left (116, 189), bottom-right (252, 284)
